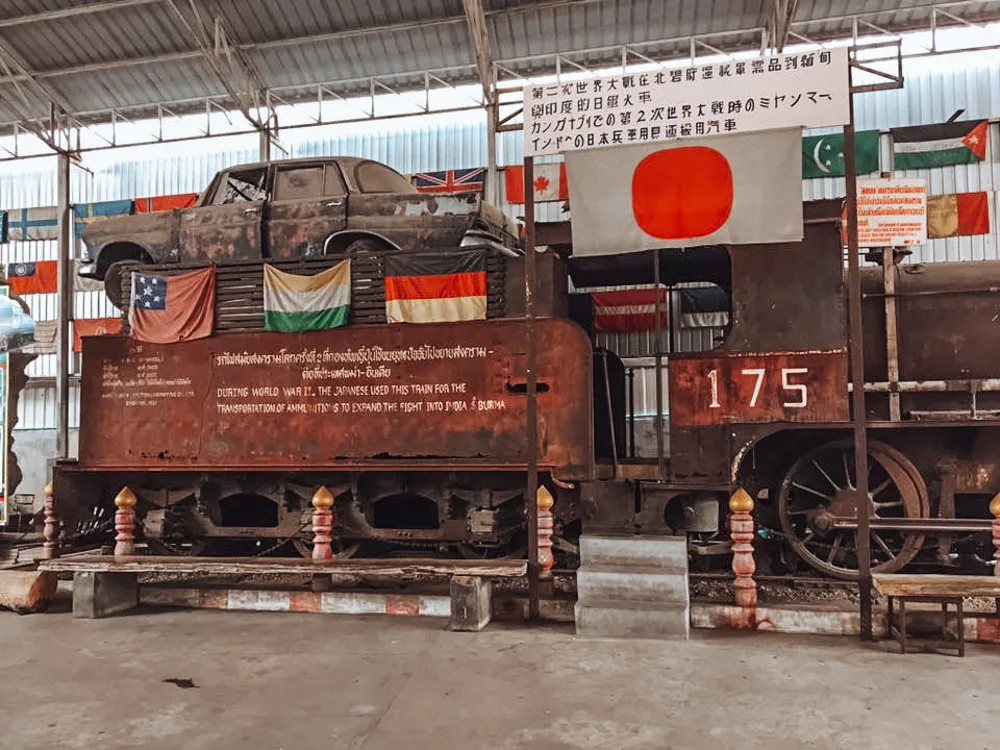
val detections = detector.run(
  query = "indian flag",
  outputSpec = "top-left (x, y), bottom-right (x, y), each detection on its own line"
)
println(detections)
top-left (263, 260), bottom-right (351, 332)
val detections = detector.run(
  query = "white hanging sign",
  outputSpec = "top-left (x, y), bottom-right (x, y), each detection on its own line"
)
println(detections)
top-left (524, 47), bottom-right (850, 157)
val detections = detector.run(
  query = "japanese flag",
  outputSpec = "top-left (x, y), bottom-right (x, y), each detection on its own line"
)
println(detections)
top-left (564, 128), bottom-right (803, 256)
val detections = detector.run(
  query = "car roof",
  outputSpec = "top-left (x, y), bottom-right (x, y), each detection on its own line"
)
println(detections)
top-left (222, 156), bottom-right (375, 172)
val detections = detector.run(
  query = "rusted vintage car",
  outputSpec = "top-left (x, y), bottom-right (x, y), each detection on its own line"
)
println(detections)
top-left (79, 156), bottom-right (518, 306)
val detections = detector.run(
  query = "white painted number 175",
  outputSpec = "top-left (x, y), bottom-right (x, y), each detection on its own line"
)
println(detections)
top-left (707, 367), bottom-right (809, 409)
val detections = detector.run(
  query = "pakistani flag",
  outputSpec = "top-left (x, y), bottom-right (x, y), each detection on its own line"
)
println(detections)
top-left (890, 120), bottom-right (988, 169)
top-left (263, 260), bottom-right (351, 332)
top-left (802, 131), bottom-right (880, 178)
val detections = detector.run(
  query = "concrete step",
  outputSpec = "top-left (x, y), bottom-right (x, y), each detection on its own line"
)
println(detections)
top-left (578, 534), bottom-right (688, 572)
top-left (575, 599), bottom-right (690, 640)
top-left (576, 565), bottom-right (689, 606)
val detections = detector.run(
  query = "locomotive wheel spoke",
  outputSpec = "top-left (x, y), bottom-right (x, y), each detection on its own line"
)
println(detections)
top-left (871, 477), bottom-right (893, 496)
top-left (812, 460), bottom-right (842, 493)
top-left (791, 482), bottom-right (831, 501)
top-left (873, 499), bottom-right (903, 512)
top-left (872, 532), bottom-right (894, 559)
top-left (826, 533), bottom-right (844, 563)
top-left (841, 449), bottom-right (854, 489)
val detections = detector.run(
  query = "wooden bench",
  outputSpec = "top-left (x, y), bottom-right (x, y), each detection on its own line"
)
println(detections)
top-left (37, 556), bottom-right (527, 631)
top-left (873, 574), bottom-right (1000, 657)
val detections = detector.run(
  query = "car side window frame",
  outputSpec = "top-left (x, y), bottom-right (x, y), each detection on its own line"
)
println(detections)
top-left (271, 163), bottom-right (329, 203)
top-left (324, 162), bottom-right (349, 197)
top-left (209, 166), bottom-right (270, 205)
top-left (352, 160), bottom-right (417, 194)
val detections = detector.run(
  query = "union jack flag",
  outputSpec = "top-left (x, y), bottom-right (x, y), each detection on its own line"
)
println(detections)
top-left (411, 168), bottom-right (486, 195)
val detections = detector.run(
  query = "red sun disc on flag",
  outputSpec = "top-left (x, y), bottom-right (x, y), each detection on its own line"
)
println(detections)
top-left (631, 146), bottom-right (734, 240)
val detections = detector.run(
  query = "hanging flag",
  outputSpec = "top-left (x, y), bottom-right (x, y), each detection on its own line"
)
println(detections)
top-left (128, 267), bottom-right (215, 344)
top-left (6, 260), bottom-right (58, 294)
top-left (802, 131), bottom-right (880, 178)
top-left (504, 164), bottom-right (568, 204)
top-left (263, 261), bottom-right (351, 332)
top-left (7, 207), bottom-right (59, 241)
top-left (891, 120), bottom-right (988, 169)
top-left (592, 289), bottom-right (667, 332)
top-left (73, 317), bottom-right (122, 352)
top-left (927, 192), bottom-right (990, 239)
top-left (73, 200), bottom-right (134, 238)
top-left (564, 129), bottom-right (802, 256)
top-left (384, 251), bottom-right (487, 324)
top-left (411, 169), bottom-right (485, 195)
top-left (134, 193), bottom-right (199, 213)
top-left (679, 286), bottom-right (730, 328)
top-left (23, 319), bottom-right (57, 355)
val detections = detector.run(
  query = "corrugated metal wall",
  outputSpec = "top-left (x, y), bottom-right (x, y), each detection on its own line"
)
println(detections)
top-left (1, 54), bottom-right (999, 431)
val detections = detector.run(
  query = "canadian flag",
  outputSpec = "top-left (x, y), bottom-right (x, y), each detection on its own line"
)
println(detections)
top-left (504, 164), bottom-right (568, 203)
top-left (564, 129), bottom-right (803, 256)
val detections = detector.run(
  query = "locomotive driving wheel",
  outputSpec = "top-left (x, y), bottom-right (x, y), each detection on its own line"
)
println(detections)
top-left (777, 439), bottom-right (928, 579)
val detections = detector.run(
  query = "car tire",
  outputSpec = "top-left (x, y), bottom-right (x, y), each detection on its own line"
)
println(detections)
top-left (104, 259), bottom-right (148, 310)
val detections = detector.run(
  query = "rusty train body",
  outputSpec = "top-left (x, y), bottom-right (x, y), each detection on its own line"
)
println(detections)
top-left (53, 199), bottom-right (1000, 577)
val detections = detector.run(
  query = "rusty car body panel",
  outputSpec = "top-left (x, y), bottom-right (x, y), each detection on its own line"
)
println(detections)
top-left (80, 156), bottom-right (518, 280)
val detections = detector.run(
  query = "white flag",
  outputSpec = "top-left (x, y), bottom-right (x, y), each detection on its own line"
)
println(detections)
top-left (564, 129), bottom-right (803, 256)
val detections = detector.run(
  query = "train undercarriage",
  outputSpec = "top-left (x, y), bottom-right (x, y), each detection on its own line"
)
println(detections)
top-left (62, 470), bottom-right (583, 567)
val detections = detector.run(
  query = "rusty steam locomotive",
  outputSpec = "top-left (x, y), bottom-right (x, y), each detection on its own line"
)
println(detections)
top-left (53, 195), bottom-right (1000, 579)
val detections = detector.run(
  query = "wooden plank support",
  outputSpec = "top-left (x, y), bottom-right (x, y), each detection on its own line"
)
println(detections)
top-left (883, 249), bottom-right (901, 421)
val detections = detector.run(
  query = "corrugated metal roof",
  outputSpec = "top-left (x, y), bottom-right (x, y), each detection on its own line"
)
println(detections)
top-left (2, 0), bottom-right (1000, 131)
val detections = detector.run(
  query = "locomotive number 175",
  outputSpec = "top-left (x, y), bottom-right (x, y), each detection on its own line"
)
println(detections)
top-left (669, 351), bottom-right (849, 427)
top-left (707, 367), bottom-right (809, 409)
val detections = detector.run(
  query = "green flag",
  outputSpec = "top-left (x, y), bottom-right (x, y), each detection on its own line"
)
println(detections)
top-left (802, 131), bottom-right (880, 179)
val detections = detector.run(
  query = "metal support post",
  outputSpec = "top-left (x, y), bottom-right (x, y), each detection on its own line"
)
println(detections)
top-left (55, 152), bottom-right (71, 460)
top-left (653, 251), bottom-right (665, 480)
top-left (844, 62), bottom-right (873, 640)
top-left (259, 127), bottom-right (271, 161)
top-left (524, 156), bottom-right (540, 620)
top-left (486, 101), bottom-right (499, 205)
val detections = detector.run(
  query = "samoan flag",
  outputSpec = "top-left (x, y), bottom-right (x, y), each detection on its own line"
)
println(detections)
top-left (73, 199), bottom-right (134, 238)
top-left (412, 168), bottom-right (486, 195)
top-left (128, 267), bottom-right (215, 344)
top-left (7, 207), bottom-right (59, 241)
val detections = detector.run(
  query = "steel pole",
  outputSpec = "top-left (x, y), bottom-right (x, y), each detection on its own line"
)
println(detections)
top-left (524, 156), bottom-right (540, 620)
top-left (653, 251), bottom-right (665, 480)
top-left (486, 101), bottom-right (499, 205)
top-left (55, 152), bottom-right (71, 460)
top-left (843, 61), bottom-right (873, 640)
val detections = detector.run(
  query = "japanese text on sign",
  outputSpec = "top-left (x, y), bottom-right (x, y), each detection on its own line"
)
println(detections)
top-left (854, 179), bottom-right (928, 247)
top-left (524, 47), bottom-right (849, 156)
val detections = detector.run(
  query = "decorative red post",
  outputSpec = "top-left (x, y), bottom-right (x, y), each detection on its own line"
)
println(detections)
top-left (991, 493), bottom-right (1000, 576)
top-left (729, 487), bottom-right (757, 608)
top-left (311, 486), bottom-right (334, 562)
top-left (42, 482), bottom-right (60, 560)
top-left (537, 485), bottom-right (555, 580)
top-left (114, 486), bottom-right (137, 557)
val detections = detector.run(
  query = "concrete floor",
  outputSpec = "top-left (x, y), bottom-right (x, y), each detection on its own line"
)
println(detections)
top-left (2, 602), bottom-right (998, 750)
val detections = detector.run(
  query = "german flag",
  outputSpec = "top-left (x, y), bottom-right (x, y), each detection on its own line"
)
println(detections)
top-left (384, 251), bottom-right (487, 324)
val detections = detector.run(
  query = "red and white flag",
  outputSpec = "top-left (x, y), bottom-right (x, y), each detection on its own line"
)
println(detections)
top-left (564, 129), bottom-right (802, 256)
top-left (592, 289), bottom-right (667, 332)
top-left (504, 164), bottom-right (568, 203)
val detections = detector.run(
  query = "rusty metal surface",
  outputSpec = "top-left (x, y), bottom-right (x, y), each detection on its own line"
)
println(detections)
top-left (669, 350), bottom-right (850, 428)
top-left (176, 202), bottom-right (264, 263)
top-left (78, 318), bottom-right (593, 475)
top-left (347, 193), bottom-right (478, 252)
top-left (82, 212), bottom-right (176, 269)
top-left (268, 197), bottom-right (347, 259)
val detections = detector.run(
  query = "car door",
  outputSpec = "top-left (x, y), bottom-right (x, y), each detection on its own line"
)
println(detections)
top-left (176, 165), bottom-right (267, 263)
top-left (266, 162), bottom-right (348, 259)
